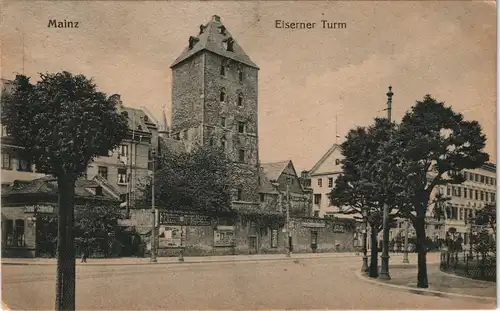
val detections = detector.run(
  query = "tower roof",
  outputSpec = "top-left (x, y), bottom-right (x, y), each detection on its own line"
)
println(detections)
top-left (171, 15), bottom-right (259, 69)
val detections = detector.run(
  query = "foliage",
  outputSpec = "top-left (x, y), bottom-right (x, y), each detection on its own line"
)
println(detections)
top-left (74, 203), bottom-right (124, 240)
top-left (330, 118), bottom-right (400, 232)
top-left (139, 145), bottom-right (236, 213)
top-left (1, 72), bottom-right (129, 179)
top-left (386, 95), bottom-right (489, 288)
top-left (472, 202), bottom-right (496, 237)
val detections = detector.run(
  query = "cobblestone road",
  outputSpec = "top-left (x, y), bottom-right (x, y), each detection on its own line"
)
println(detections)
top-left (2, 254), bottom-right (496, 310)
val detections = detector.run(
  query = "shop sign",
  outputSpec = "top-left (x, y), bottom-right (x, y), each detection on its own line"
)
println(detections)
top-left (159, 210), bottom-right (212, 226)
top-left (303, 222), bottom-right (326, 228)
top-left (332, 223), bottom-right (347, 233)
top-left (23, 205), bottom-right (55, 214)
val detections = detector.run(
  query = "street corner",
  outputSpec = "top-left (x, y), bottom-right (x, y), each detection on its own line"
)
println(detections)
top-left (353, 267), bottom-right (497, 305)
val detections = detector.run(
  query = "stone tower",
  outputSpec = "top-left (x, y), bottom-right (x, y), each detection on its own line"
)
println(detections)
top-left (170, 15), bottom-right (260, 204)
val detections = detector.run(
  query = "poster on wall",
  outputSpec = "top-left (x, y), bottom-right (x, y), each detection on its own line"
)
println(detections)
top-left (158, 225), bottom-right (186, 248)
top-left (271, 229), bottom-right (278, 248)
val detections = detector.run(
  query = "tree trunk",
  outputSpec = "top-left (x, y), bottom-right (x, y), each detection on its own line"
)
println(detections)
top-left (415, 215), bottom-right (428, 288)
top-left (55, 177), bottom-right (76, 311)
top-left (369, 227), bottom-right (379, 278)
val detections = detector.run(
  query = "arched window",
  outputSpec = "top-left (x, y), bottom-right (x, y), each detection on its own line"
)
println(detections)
top-left (220, 88), bottom-right (226, 102)
top-left (237, 93), bottom-right (243, 107)
top-left (221, 136), bottom-right (227, 150)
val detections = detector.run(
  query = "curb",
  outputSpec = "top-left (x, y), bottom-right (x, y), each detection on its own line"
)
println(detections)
top-left (354, 269), bottom-right (496, 304)
top-left (1, 253), bottom-right (357, 267)
top-left (438, 268), bottom-right (497, 285)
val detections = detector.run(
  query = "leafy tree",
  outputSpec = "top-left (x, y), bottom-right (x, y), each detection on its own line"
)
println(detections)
top-left (388, 95), bottom-right (489, 288)
top-left (330, 118), bottom-right (400, 278)
top-left (473, 202), bottom-right (496, 238)
top-left (1, 72), bottom-right (129, 310)
top-left (139, 145), bottom-right (236, 213)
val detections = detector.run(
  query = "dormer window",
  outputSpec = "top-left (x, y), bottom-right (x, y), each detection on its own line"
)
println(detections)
top-left (237, 93), bottom-right (244, 107)
top-left (335, 159), bottom-right (341, 166)
top-left (219, 25), bottom-right (226, 35)
top-left (199, 24), bottom-right (206, 34)
top-left (220, 88), bottom-right (226, 102)
top-left (238, 69), bottom-right (243, 82)
top-left (144, 115), bottom-right (149, 122)
top-left (188, 36), bottom-right (199, 49)
top-left (226, 37), bottom-right (234, 52)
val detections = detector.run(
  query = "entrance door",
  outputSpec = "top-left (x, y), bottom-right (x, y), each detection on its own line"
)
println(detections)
top-left (311, 231), bottom-right (318, 252)
top-left (248, 236), bottom-right (257, 254)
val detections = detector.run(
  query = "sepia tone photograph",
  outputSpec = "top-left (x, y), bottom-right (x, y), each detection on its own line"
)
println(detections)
top-left (0, 1), bottom-right (497, 310)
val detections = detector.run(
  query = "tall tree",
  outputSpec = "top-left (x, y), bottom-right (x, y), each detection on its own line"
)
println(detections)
top-left (139, 145), bottom-right (236, 213)
top-left (330, 118), bottom-right (400, 277)
top-left (389, 95), bottom-right (489, 288)
top-left (1, 72), bottom-right (128, 310)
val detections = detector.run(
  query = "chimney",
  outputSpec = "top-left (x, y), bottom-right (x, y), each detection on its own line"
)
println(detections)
top-left (212, 15), bottom-right (221, 23)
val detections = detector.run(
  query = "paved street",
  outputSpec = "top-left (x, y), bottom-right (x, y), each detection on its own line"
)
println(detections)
top-left (2, 253), bottom-right (495, 310)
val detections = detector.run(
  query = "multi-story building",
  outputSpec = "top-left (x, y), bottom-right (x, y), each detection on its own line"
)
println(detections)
top-left (1, 79), bottom-right (161, 209)
top-left (170, 15), bottom-right (260, 207)
top-left (304, 143), bottom-right (346, 218)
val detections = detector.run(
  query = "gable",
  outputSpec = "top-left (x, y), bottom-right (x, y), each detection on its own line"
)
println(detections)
top-left (310, 145), bottom-right (343, 176)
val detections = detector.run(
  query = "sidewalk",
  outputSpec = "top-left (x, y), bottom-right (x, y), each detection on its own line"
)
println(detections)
top-left (2, 251), bottom-right (361, 266)
top-left (357, 262), bottom-right (496, 302)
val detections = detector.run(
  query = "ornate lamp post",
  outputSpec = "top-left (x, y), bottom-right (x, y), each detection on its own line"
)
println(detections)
top-left (403, 219), bottom-right (409, 263)
top-left (150, 148), bottom-right (158, 263)
top-left (361, 209), bottom-right (369, 273)
top-left (379, 86), bottom-right (394, 280)
top-left (179, 216), bottom-right (185, 262)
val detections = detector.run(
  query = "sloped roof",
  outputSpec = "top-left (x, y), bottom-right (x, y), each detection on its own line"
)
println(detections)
top-left (2, 176), bottom-right (118, 201)
top-left (171, 15), bottom-right (259, 69)
top-left (259, 169), bottom-right (275, 193)
top-left (308, 143), bottom-right (341, 175)
top-left (261, 161), bottom-right (290, 182)
top-left (122, 107), bottom-right (154, 134)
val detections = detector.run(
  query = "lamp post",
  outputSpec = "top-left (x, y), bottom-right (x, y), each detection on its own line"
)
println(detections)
top-left (179, 216), bottom-right (185, 262)
top-left (361, 210), bottom-right (369, 273)
top-left (150, 148), bottom-right (157, 263)
top-left (403, 219), bottom-right (409, 263)
top-left (379, 86), bottom-right (394, 280)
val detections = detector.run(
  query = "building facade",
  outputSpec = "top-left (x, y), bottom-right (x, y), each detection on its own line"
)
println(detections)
top-left (305, 144), bottom-right (346, 218)
top-left (170, 15), bottom-right (260, 206)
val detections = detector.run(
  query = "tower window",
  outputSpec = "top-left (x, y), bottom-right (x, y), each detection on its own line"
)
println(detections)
top-left (237, 188), bottom-right (243, 201)
top-left (221, 117), bottom-right (226, 127)
top-left (238, 149), bottom-right (245, 162)
top-left (237, 93), bottom-right (244, 107)
top-left (238, 122), bottom-right (245, 133)
top-left (221, 136), bottom-right (227, 150)
top-left (220, 61), bottom-right (225, 76)
top-left (220, 88), bottom-right (226, 102)
top-left (224, 37), bottom-right (234, 52)
top-left (219, 25), bottom-right (226, 35)
top-left (238, 69), bottom-right (243, 82)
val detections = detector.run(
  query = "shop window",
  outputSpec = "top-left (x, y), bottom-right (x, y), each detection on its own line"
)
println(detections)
top-left (5, 219), bottom-right (25, 247)
top-left (214, 229), bottom-right (235, 247)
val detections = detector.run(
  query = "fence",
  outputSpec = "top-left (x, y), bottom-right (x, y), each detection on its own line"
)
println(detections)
top-left (440, 250), bottom-right (496, 282)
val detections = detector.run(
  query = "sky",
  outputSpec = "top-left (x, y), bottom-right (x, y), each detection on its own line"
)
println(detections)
top-left (1, 1), bottom-right (496, 172)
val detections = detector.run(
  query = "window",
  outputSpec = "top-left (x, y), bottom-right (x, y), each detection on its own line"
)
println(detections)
top-left (480, 175), bottom-right (485, 183)
top-left (237, 188), bottom-right (243, 201)
top-left (221, 117), bottom-right (226, 127)
top-left (459, 208), bottom-right (463, 220)
top-left (209, 137), bottom-right (215, 146)
top-left (317, 178), bottom-right (322, 187)
top-left (238, 149), bottom-right (245, 163)
top-left (98, 166), bottom-right (108, 180)
top-left (221, 136), bottom-right (227, 150)
top-left (238, 69), bottom-right (243, 82)
top-left (475, 174), bottom-right (479, 182)
top-left (5, 219), bottom-right (25, 247)
top-left (446, 186), bottom-right (451, 196)
top-left (214, 229), bottom-right (235, 247)
top-left (17, 158), bottom-right (31, 172)
top-left (335, 159), bottom-right (341, 166)
top-left (119, 145), bottom-right (128, 157)
top-left (117, 168), bottom-right (128, 185)
top-left (225, 37), bottom-right (234, 51)
top-left (485, 192), bottom-right (489, 202)
top-left (237, 93), bottom-right (243, 107)
top-left (2, 153), bottom-right (11, 169)
top-left (491, 193), bottom-right (496, 202)
top-left (328, 177), bottom-right (333, 188)
top-left (485, 176), bottom-right (489, 184)
top-left (314, 194), bottom-right (321, 205)
top-left (480, 191), bottom-right (484, 201)
top-left (464, 187), bottom-right (467, 198)
top-left (238, 122), bottom-right (245, 133)
top-left (1, 125), bottom-right (7, 137)
top-left (457, 187), bottom-right (461, 197)
top-left (469, 189), bottom-right (473, 199)
top-left (120, 193), bottom-right (128, 203)
top-left (260, 193), bottom-right (265, 202)
top-left (313, 211), bottom-right (320, 217)
top-left (95, 186), bottom-right (103, 196)
top-left (475, 190), bottom-right (479, 200)
top-left (220, 88), bottom-right (226, 102)
top-left (220, 61), bottom-right (225, 76)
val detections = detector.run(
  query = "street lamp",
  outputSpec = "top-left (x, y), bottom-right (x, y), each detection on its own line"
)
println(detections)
top-left (179, 216), bottom-right (185, 262)
top-left (361, 209), bottom-right (369, 273)
top-left (403, 219), bottom-right (409, 264)
top-left (271, 179), bottom-right (291, 257)
top-left (150, 148), bottom-right (158, 263)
